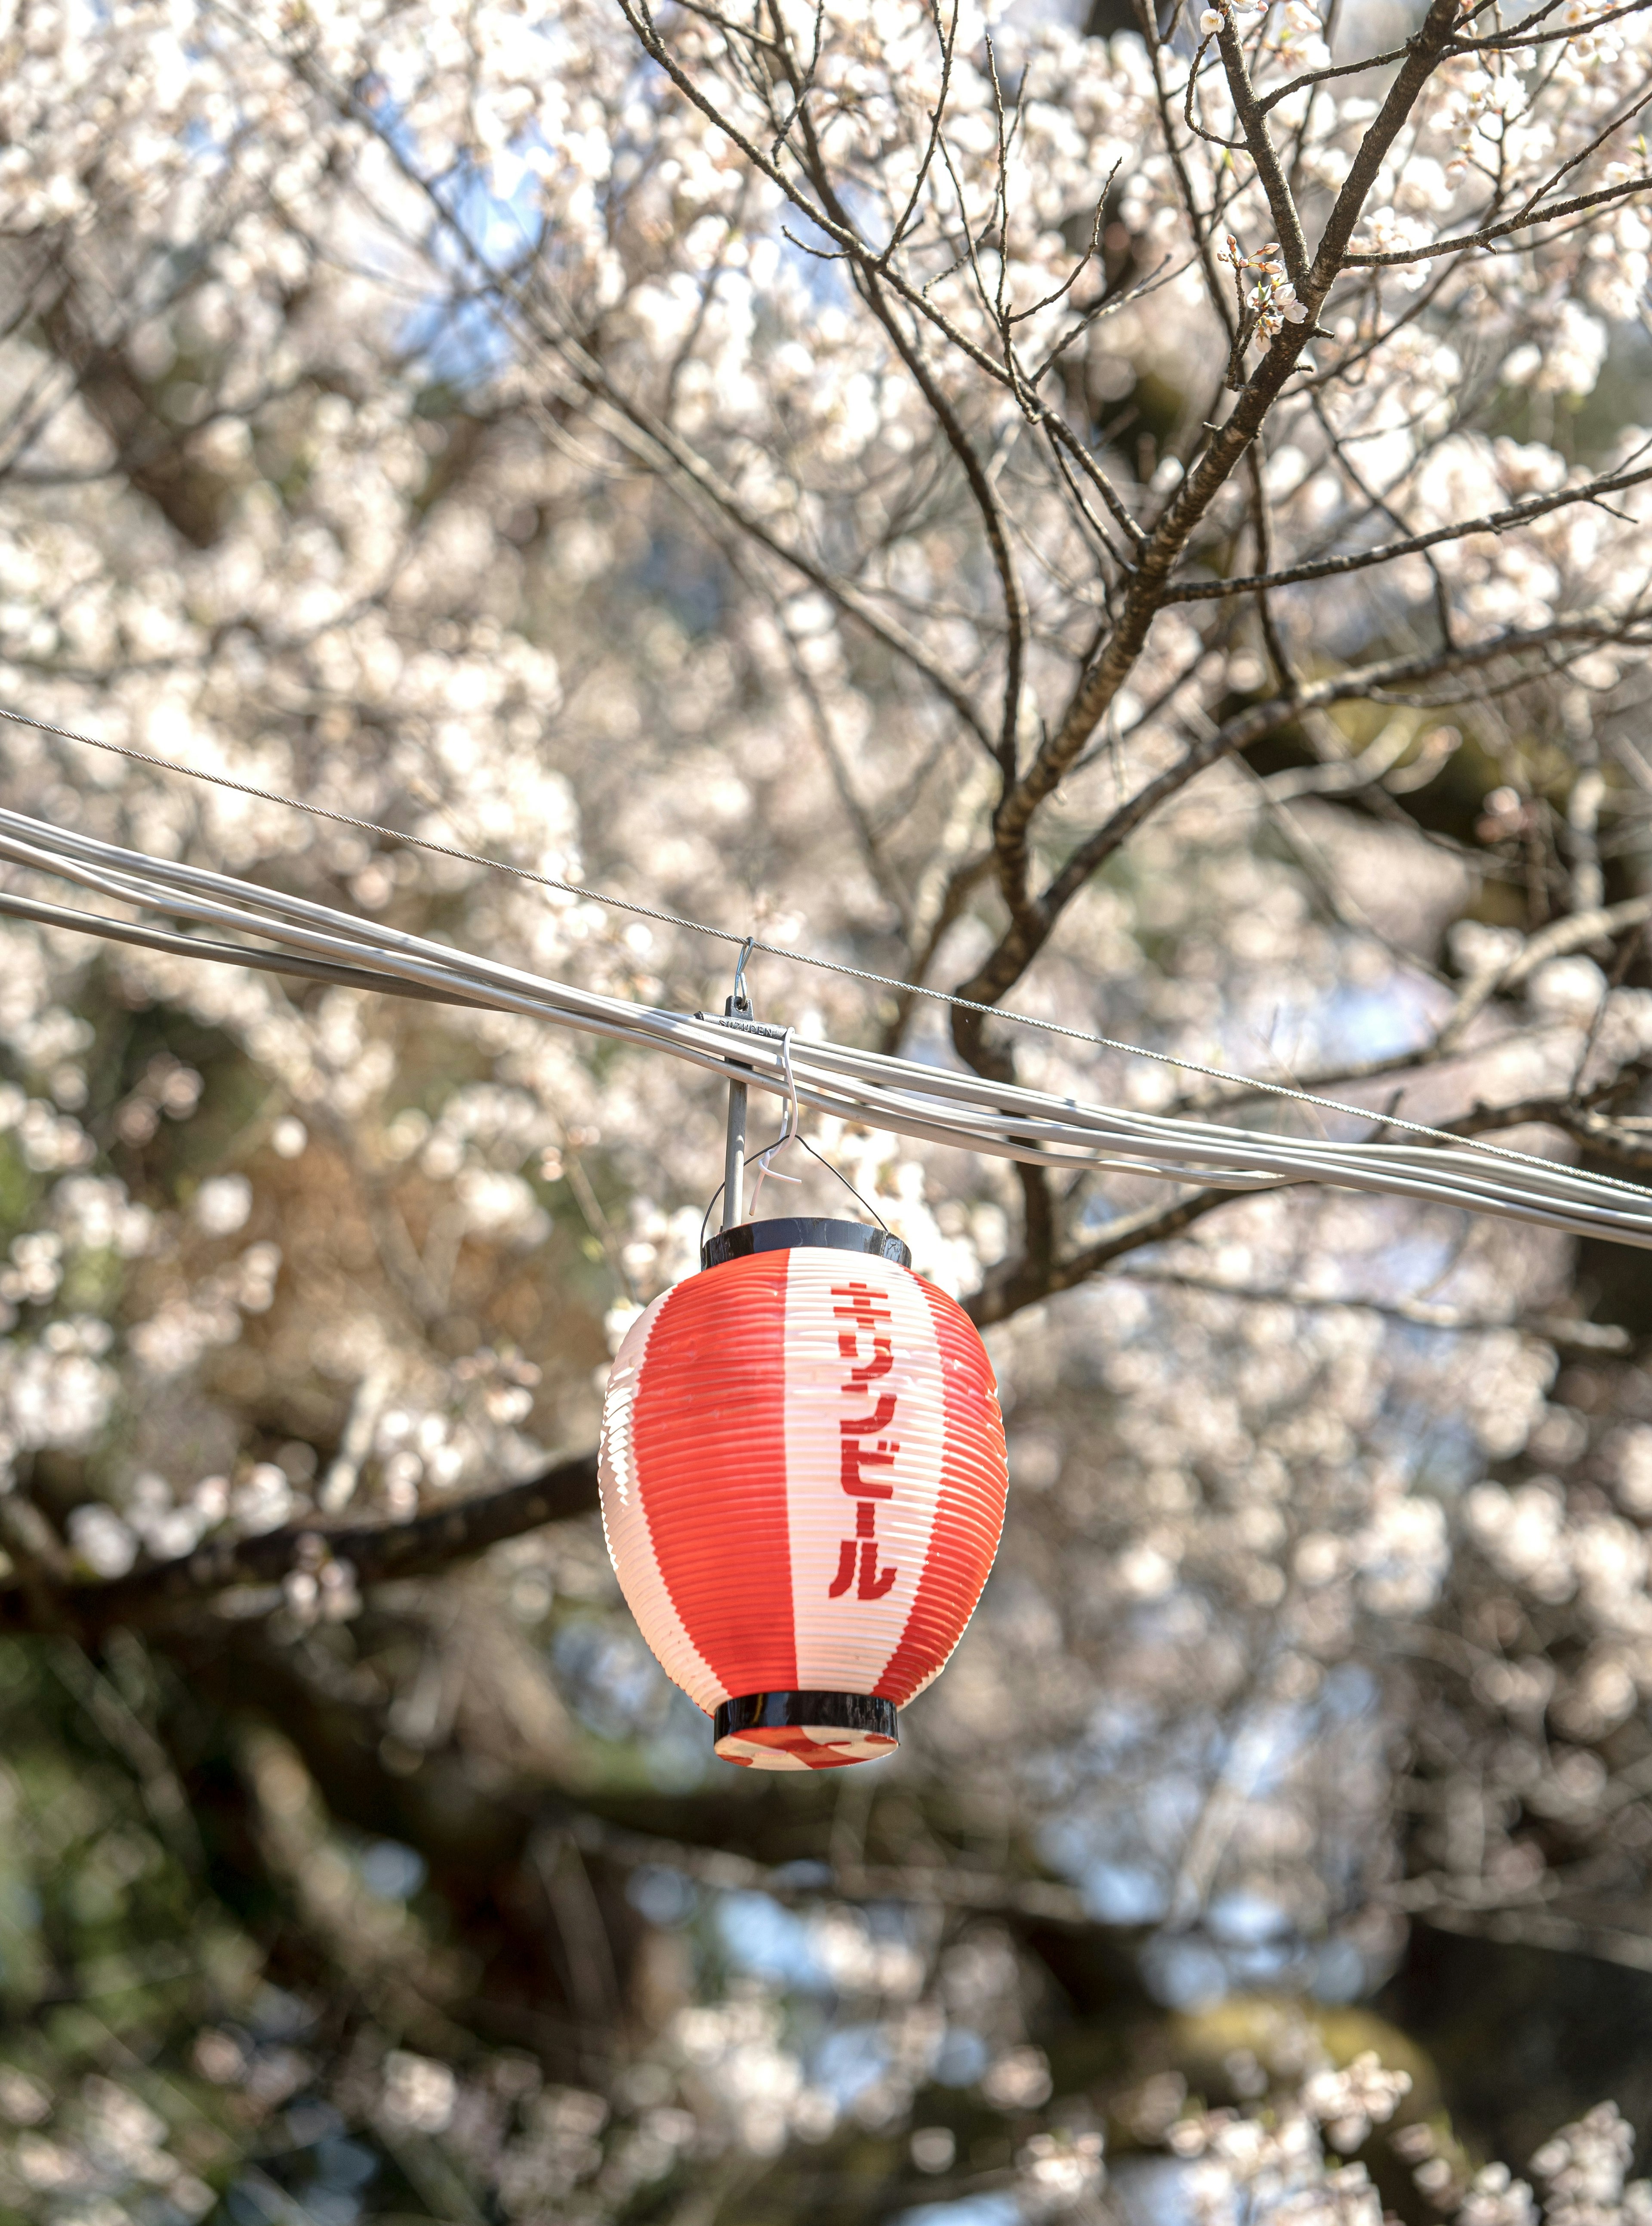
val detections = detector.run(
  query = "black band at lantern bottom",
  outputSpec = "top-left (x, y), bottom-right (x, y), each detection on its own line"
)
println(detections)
top-left (714, 1691), bottom-right (899, 1744)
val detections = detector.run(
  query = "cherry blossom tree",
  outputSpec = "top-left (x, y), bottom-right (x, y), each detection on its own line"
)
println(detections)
top-left (1, 0), bottom-right (1652, 2214)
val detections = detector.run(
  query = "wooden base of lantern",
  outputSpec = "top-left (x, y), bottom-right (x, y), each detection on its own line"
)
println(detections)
top-left (713, 1690), bottom-right (899, 1772)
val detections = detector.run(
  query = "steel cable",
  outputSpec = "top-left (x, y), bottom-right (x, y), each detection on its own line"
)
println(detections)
top-left (0, 801), bottom-right (1649, 1249)
top-left (0, 700), bottom-right (1627, 1145)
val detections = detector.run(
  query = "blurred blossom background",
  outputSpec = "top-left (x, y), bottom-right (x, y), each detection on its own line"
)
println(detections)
top-left (3, 0), bottom-right (1652, 2219)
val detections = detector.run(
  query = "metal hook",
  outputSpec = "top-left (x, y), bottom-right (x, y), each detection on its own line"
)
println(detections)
top-left (730, 934), bottom-right (755, 1017)
top-left (721, 936), bottom-right (757, 1228)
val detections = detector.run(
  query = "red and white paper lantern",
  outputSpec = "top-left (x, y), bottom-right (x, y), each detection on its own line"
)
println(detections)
top-left (598, 1221), bottom-right (1008, 1770)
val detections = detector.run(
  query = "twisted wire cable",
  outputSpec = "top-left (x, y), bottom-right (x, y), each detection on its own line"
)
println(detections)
top-left (0, 800), bottom-right (1649, 1250)
top-left (0, 699), bottom-right (1615, 1135)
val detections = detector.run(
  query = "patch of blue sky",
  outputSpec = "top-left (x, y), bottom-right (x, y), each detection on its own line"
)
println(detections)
top-left (1110, 2154), bottom-right (1200, 2226)
top-left (357, 1839), bottom-right (426, 1902)
top-left (1314, 976), bottom-right (1435, 1065)
top-left (630, 531), bottom-right (725, 637)
top-left (1139, 1929), bottom-right (1229, 2009)
top-left (367, 33), bottom-right (844, 392)
top-left (1147, 1706), bottom-right (1227, 1780)
top-left (1321, 1661), bottom-right (1379, 1720)
top-left (1038, 1787), bottom-right (1128, 1860)
top-left (1311, 1937), bottom-right (1371, 2002)
top-left (777, 178), bottom-right (884, 309)
top-left (1205, 1888), bottom-right (1293, 1946)
top-left (1122, 1589), bottom-right (1214, 1661)
top-left (811, 2024), bottom-right (892, 2109)
top-left (448, 155), bottom-right (544, 278)
top-left (931, 2026), bottom-right (992, 2087)
top-left (1223, 1701), bottom-right (1316, 1800)
top-left (1224, 977), bottom-right (1432, 1081)
top-left (551, 1618), bottom-right (672, 1742)
top-left (1038, 1796), bottom-right (1168, 1907)
top-left (627, 1865), bottom-right (698, 1929)
top-left (397, 184), bottom-right (527, 386)
top-left (340, 77), bottom-right (555, 386)
top-left (1137, 1770), bottom-right (1207, 1854)
top-left (779, 207), bottom-right (851, 307)
top-left (1224, 1936), bottom-right (1307, 1986)
top-left (715, 1890), bottom-right (832, 1993)
top-left (1167, 969), bottom-right (1436, 1113)
top-left (180, 114), bottom-right (235, 176)
top-left (1357, 1229), bottom-right (1463, 1300)
top-left (768, 1859), bottom-right (835, 1891)
top-left (1122, 1704), bottom-right (1309, 1850)
top-left (891, 2198), bottom-right (1020, 2226)
top-left (1371, 1401), bottom-right (1483, 1495)
top-left (1082, 1694), bottom-right (1159, 1766)
top-left (1081, 1860), bottom-right (1169, 1926)
top-left (895, 1017), bottom-right (977, 1074)
top-left (1042, 1807), bottom-right (1104, 1879)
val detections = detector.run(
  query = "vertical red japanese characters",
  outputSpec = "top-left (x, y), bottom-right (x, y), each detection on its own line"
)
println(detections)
top-left (597, 1241), bottom-right (1009, 1768)
top-left (830, 1280), bottom-right (901, 1603)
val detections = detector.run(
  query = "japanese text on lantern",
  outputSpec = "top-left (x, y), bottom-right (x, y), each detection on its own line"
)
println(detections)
top-left (829, 1281), bottom-right (899, 1601)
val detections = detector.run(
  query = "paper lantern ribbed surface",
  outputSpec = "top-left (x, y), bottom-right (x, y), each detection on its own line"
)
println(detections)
top-left (597, 1224), bottom-right (1008, 1770)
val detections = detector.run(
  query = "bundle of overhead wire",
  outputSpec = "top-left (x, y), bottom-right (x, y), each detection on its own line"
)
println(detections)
top-left (1, 797), bottom-right (1650, 1251)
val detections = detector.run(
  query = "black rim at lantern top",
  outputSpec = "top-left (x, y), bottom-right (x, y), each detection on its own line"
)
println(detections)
top-left (700, 1215), bottom-right (912, 1273)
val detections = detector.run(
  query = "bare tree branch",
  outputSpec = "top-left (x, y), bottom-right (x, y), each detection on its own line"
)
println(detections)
top-left (968, 0), bottom-right (1467, 919)
top-left (1343, 172), bottom-right (1652, 266)
top-left (1114, 1266), bottom-right (1635, 1353)
top-left (1161, 455), bottom-right (1652, 604)
top-left (0, 1452), bottom-right (601, 1639)
top-left (967, 1187), bottom-right (1238, 1326)
top-left (1215, 15), bottom-right (1311, 288)
top-left (955, 614), bottom-right (1646, 1026)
